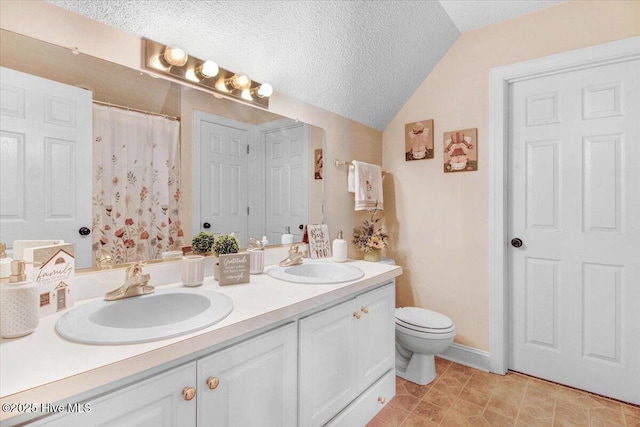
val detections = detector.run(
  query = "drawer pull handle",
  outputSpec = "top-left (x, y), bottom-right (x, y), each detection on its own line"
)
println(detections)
top-left (353, 311), bottom-right (362, 319)
top-left (361, 306), bottom-right (369, 314)
top-left (207, 377), bottom-right (220, 390)
top-left (378, 396), bottom-right (385, 404)
top-left (182, 386), bottom-right (196, 401)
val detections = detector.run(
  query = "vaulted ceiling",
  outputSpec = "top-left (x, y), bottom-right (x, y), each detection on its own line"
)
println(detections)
top-left (49, 0), bottom-right (564, 131)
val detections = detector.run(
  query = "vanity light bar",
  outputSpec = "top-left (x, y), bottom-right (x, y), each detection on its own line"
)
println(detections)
top-left (142, 38), bottom-right (270, 108)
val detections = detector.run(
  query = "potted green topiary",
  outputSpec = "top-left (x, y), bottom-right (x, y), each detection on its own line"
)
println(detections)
top-left (212, 234), bottom-right (240, 257)
top-left (191, 232), bottom-right (215, 255)
top-left (212, 234), bottom-right (239, 280)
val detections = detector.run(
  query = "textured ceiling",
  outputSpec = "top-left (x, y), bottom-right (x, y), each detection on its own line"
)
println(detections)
top-left (440, 0), bottom-right (564, 33)
top-left (49, 0), bottom-right (563, 131)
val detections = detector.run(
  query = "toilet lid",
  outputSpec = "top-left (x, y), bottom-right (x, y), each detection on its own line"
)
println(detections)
top-left (395, 307), bottom-right (454, 330)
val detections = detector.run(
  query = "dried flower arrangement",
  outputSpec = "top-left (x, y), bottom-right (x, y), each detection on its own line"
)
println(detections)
top-left (352, 208), bottom-right (388, 254)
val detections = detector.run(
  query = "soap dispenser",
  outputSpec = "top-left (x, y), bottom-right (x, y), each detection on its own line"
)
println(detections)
top-left (0, 243), bottom-right (11, 281)
top-left (332, 230), bottom-right (347, 263)
top-left (0, 260), bottom-right (39, 338)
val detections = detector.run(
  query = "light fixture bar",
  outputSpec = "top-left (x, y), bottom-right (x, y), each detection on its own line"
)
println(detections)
top-left (142, 38), bottom-right (270, 108)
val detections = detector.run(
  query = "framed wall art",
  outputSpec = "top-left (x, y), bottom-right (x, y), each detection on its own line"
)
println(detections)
top-left (443, 128), bottom-right (477, 173)
top-left (314, 148), bottom-right (323, 179)
top-left (405, 119), bottom-right (434, 161)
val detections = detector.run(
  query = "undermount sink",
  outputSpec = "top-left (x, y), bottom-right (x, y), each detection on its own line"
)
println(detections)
top-left (56, 288), bottom-right (233, 345)
top-left (268, 261), bottom-right (364, 284)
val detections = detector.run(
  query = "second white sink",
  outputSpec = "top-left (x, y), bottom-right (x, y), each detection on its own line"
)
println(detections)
top-left (56, 288), bottom-right (233, 345)
top-left (268, 261), bottom-right (364, 284)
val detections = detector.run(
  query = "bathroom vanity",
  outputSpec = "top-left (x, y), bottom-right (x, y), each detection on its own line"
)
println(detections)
top-left (0, 260), bottom-right (401, 426)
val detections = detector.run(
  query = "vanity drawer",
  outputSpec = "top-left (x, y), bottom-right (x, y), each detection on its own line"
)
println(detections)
top-left (325, 369), bottom-right (395, 427)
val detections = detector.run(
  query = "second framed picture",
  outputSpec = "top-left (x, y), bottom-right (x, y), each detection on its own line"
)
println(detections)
top-left (443, 128), bottom-right (478, 172)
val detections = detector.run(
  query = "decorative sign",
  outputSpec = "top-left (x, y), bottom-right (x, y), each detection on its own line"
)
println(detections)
top-left (218, 253), bottom-right (250, 286)
top-left (306, 224), bottom-right (332, 259)
top-left (24, 243), bottom-right (75, 317)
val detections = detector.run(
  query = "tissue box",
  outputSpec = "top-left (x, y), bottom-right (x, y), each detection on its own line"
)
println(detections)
top-left (23, 243), bottom-right (75, 317)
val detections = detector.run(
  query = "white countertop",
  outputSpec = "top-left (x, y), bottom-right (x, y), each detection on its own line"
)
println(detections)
top-left (0, 259), bottom-right (401, 422)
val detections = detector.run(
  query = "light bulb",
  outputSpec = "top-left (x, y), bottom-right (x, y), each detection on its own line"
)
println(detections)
top-left (149, 54), bottom-right (169, 71)
top-left (185, 69), bottom-right (199, 83)
top-left (163, 47), bottom-right (188, 67)
top-left (200, 61), bottom-right (219, 78)
top-left (256, 83), bottom-right (273, 98)
top-left (231, 73), bottom-right (251, 90)
top-left (241, 89), bottom-right (253, 101)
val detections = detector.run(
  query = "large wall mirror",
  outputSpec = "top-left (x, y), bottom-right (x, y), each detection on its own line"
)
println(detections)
top-left (0, 29), bottom-right (324, 269)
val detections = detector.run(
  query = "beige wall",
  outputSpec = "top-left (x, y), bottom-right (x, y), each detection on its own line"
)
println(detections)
top-left (0, 0), bottom-right (382, 259)
top-left (383, 0), bottom-right (640, 350)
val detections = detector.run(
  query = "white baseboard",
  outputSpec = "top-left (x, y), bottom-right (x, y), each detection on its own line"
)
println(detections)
top-left (438, 343), bottom-right (491, 372)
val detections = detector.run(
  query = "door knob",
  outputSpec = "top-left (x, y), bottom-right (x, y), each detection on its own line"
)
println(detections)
top-left (78, 227), bottom-right (91, 236)
top-left (203, 222), bottom-right (211, 229)
top-left (299, 224), bottom-right (304, 230)
top-left (511, 238), bottom-right (523, 248)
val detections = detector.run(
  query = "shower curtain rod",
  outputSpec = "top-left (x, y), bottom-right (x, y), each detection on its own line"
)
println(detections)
top-left (92, 100), bottom-right (180, 121)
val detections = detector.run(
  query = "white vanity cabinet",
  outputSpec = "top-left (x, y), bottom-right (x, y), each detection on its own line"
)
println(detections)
top-left (15, 278), bottom-right (399, 427)
top-left (34, 363), bottom-right (198, 426)
top-left (299, 283), bottom-right (395, 427)
top-left (33, 323), bottom-right (297, 427)
top-left (196, 322), bottom-right (297, 426)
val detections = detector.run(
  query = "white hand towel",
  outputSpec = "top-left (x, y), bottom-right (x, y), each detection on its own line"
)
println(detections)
top-left (352, 160), bottom-right (383, 211)
top-left (348, 164), bottom-right (355, 193)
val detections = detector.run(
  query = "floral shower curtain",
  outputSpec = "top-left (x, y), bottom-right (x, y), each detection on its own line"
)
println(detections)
top-left (92, 105), bottom-right (183, 265)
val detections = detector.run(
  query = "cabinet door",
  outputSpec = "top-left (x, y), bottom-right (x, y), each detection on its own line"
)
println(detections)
top-left (197, 322), bottom-right (297, 427)
top-left (355, 283), bottom-right (395, 392)
top-left (299, 298), bottom-right (360, 427)
top-left (35, 363), bottom-right (197, 427)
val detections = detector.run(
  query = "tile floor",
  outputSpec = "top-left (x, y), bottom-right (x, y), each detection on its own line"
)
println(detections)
top-left (367, 358), bottom-right (640, 427)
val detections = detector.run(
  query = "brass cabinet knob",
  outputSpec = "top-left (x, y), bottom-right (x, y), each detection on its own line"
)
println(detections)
top-left (207, 376), bottom-right (220, 390)
top-left (378, 396), bottom-right (385, 404)
top-left (361, 306), bottom-right (369, 314)
top-left (182, 386), bottom-right (196, 401)
top-left (353, 311), bottom-right (362, 319)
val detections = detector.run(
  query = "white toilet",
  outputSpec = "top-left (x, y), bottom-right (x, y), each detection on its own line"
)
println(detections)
top-left (395, 307), bottom-right (456, 385)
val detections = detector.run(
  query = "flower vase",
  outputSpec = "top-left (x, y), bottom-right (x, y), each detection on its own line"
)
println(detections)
top-left (363, 250), bottom-right (381, 262)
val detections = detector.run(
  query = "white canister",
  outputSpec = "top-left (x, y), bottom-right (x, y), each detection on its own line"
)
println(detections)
top-left (248, 248), bottom-right (264, 274)
top-left (1, 261), bottom-right (39, 338)
top-left (181, 255), bottom-right (205, 287)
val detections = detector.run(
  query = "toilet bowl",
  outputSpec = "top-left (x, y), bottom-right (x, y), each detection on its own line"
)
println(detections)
top-left (395, 307), bottom-right (456, 385)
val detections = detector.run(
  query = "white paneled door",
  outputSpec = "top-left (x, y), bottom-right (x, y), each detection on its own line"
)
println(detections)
top-left (198, 119), bottom-right (249, 247)
top-left (265, 124), bottom-right (308, 244)
top-left (0, 67), bottom-right (92, 267)
top-left (508, 59), bottom-right (640, 404)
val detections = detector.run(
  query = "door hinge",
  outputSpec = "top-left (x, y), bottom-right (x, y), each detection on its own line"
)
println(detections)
top-left (247, 144), bottom-right (250, 154)
top-left (247, 206), bottom-right (250, 215)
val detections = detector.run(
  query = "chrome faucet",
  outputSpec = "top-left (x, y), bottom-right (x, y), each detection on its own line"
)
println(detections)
top-left (104, 262), bottom-right (154, 301)
top-left (279, 244), bottom-right (304, 267)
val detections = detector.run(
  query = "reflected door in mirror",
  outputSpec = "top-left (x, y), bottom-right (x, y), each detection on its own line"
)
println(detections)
top-left (265, 125), bottom-right (309, 244)
top-left (0, 67), bottom-right (93, 268)
top-left (199, 120), bottom-right (248, 247)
